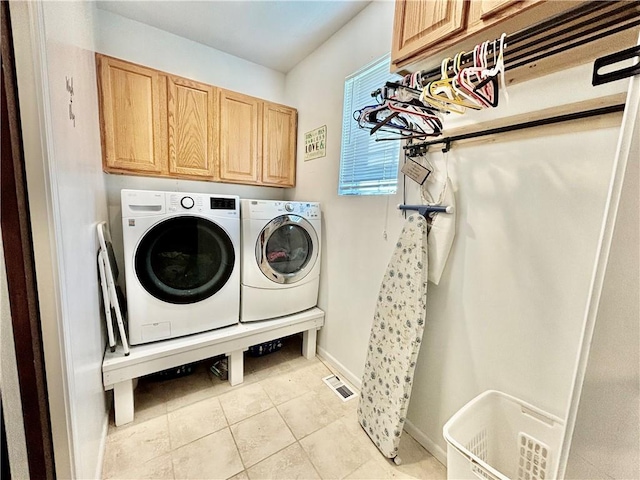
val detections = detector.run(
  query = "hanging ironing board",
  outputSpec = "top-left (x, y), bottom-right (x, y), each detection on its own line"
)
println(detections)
top-left (357, 213), bottom-right (428, 464)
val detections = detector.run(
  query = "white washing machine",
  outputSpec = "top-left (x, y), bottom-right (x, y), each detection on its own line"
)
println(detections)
top-left (241, 199), bottom-right (321, 322)
top-left (121, 189), bottom-right (240, 345)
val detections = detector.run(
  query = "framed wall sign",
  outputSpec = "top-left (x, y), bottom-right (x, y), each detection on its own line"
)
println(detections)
top-left (304, 125), bottom-right (326, 161)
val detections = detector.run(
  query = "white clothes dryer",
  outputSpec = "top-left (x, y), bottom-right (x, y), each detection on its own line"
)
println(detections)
top-left (240, 199), bottom-right (321, 322)
top-left (122, 189), bottom-right (240, 345)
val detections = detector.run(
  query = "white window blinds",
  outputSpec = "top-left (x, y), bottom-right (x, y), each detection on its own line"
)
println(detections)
top-left (339, 55), bottom-right (400, 196)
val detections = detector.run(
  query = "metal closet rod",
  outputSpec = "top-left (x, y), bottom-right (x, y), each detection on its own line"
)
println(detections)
top-left (415, 1), bottom-right (638, 84)
top-left (403, 104), bottom-right (625, 153)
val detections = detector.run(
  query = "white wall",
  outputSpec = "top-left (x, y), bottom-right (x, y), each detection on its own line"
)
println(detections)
top-left (12, 1), bottom-right (110, 477)
top-left (42, 2), bottom-right (111, 477)
top-left (285, 0), bottom-right (628, 461)
top-left (285, 0), bottom-right (405, 386)
top-left (94, 8), bottom-right (287, 104)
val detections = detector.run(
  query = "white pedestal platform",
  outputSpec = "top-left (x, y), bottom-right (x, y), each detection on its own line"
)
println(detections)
top-left (102, 307), bottom-right (324, 426)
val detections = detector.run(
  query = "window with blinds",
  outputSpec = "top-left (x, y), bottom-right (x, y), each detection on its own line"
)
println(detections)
top-left (339, 55), bottom-right (401, 196)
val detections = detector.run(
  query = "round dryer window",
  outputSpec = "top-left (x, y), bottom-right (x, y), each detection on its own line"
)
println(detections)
top-left (135, 216), bottom-right (235, 304)
top-left (256, 214), bottom-right (318, 284)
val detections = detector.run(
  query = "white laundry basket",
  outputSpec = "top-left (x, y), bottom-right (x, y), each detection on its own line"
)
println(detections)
top-left (443, 390), bottom-right (565, 480)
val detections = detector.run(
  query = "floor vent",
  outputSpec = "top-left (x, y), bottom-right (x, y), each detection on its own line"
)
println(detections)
top-left (323, 375), bottom-right (356, 402)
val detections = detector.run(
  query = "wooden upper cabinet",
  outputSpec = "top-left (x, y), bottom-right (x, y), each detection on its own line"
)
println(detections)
top-left (390, 0), bottom-right (552, 71)
top-left (218, 89), bottom-right (262, 184)
top-left (478, 0), bottom-right (522, 19)
top-left (218, 93), bottom-right (297, 187)
top-left (97, 55), bottom-right (165, 174)
top-left (392, 0), bottom-right (468, 66)
top-left (96, 54), bottom-right (297, 187)
top-left (468, 0), bottom-right (543, 26)
top-left (262, 103), bottom-right (297, 187)
top-left (167, 76), bottom-right (218, 179)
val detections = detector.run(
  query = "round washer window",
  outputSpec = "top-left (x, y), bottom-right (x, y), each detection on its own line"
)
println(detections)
top-left (135, 216), bottom-right (235, 304)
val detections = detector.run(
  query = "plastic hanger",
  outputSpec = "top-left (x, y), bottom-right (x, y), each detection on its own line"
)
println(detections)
top-left (418, 60), bottom-right (459, 113)
top-left (358, 84), bottom-right (444, 139)
top-left (424, 58), bottom-right (481, 113)
top-left (356, 104), bottom-right (406, 130)
top-left (475, 42), bottom-right (499, 107)
top-left (355, 104), bottom-right (431, 140)
top-left (387, 101), bottom-right (442, 134)
top-left (452, 50), bottom-right (490, 109)
top-left (382, 84), bottom-right (443, 132)
top-left (459, 42), bottom-right (499, 108)
top-left (480, 33), bottom-right (508, 103)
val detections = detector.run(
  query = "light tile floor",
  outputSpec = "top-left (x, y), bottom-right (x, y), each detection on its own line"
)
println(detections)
top-left (102, 334), bottom-right (447, 480)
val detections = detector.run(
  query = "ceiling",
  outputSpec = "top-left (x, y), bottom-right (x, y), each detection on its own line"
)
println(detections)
top-left (96, 1), bottom-right (372, 73)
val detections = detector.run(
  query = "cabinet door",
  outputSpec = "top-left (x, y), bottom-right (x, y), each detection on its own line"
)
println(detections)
top-left (218, 90), bottom-right (261, 184)
top-left (167, 76), bottom-right (218, 179)
top-left (478, 0), bottom-right (522, 19)
top-left (262, 103), bottom-right (297, 187)
top-left (97, 55), bottom-right (164, 174)
top-left (392, 0), bottom-right (467, 65)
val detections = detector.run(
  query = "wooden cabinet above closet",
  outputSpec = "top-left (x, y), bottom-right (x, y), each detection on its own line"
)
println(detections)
top-left (392, 0), bottom-right (468, 67)
top-left (391, 1), bottom-right (639, 87)
top-left (391, 0), bottom-right (577, 72)
top-left (96, 54), bottom-right (297, 187)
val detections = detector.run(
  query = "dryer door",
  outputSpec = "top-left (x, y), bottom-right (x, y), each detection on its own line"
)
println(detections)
top-left (256, 215), bottom-right (318, 284)
top-left (135, 216), bottom-right (235, 304)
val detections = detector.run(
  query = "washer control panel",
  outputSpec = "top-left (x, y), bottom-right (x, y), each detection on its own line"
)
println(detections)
top-left (166, 192), bottom-right (239, 216)
top-left (180, 196), bottom-right (195, 209)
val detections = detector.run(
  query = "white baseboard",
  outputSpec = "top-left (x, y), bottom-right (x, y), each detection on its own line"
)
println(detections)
top-left (94, 409), bottom-right (110, 480)
top-left (403, 419), bottom-right (448, 466)
top-left (316, 346), bottom-right (362, 390)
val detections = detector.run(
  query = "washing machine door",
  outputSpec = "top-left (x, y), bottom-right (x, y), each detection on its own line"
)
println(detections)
top-left (256, 214), bottom-right (318, 284)
top-left (135, 216), bottom-right (235, 304)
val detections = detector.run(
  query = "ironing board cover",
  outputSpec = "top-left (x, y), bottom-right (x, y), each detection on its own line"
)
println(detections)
top-left (358, 214), bottom-right (428, 459)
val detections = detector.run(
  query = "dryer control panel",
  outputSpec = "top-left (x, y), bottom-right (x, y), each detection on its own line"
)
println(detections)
top-left (244, 200), bottom-right (320, 220)
top-left (283, 202), bottom-right (320, 219)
